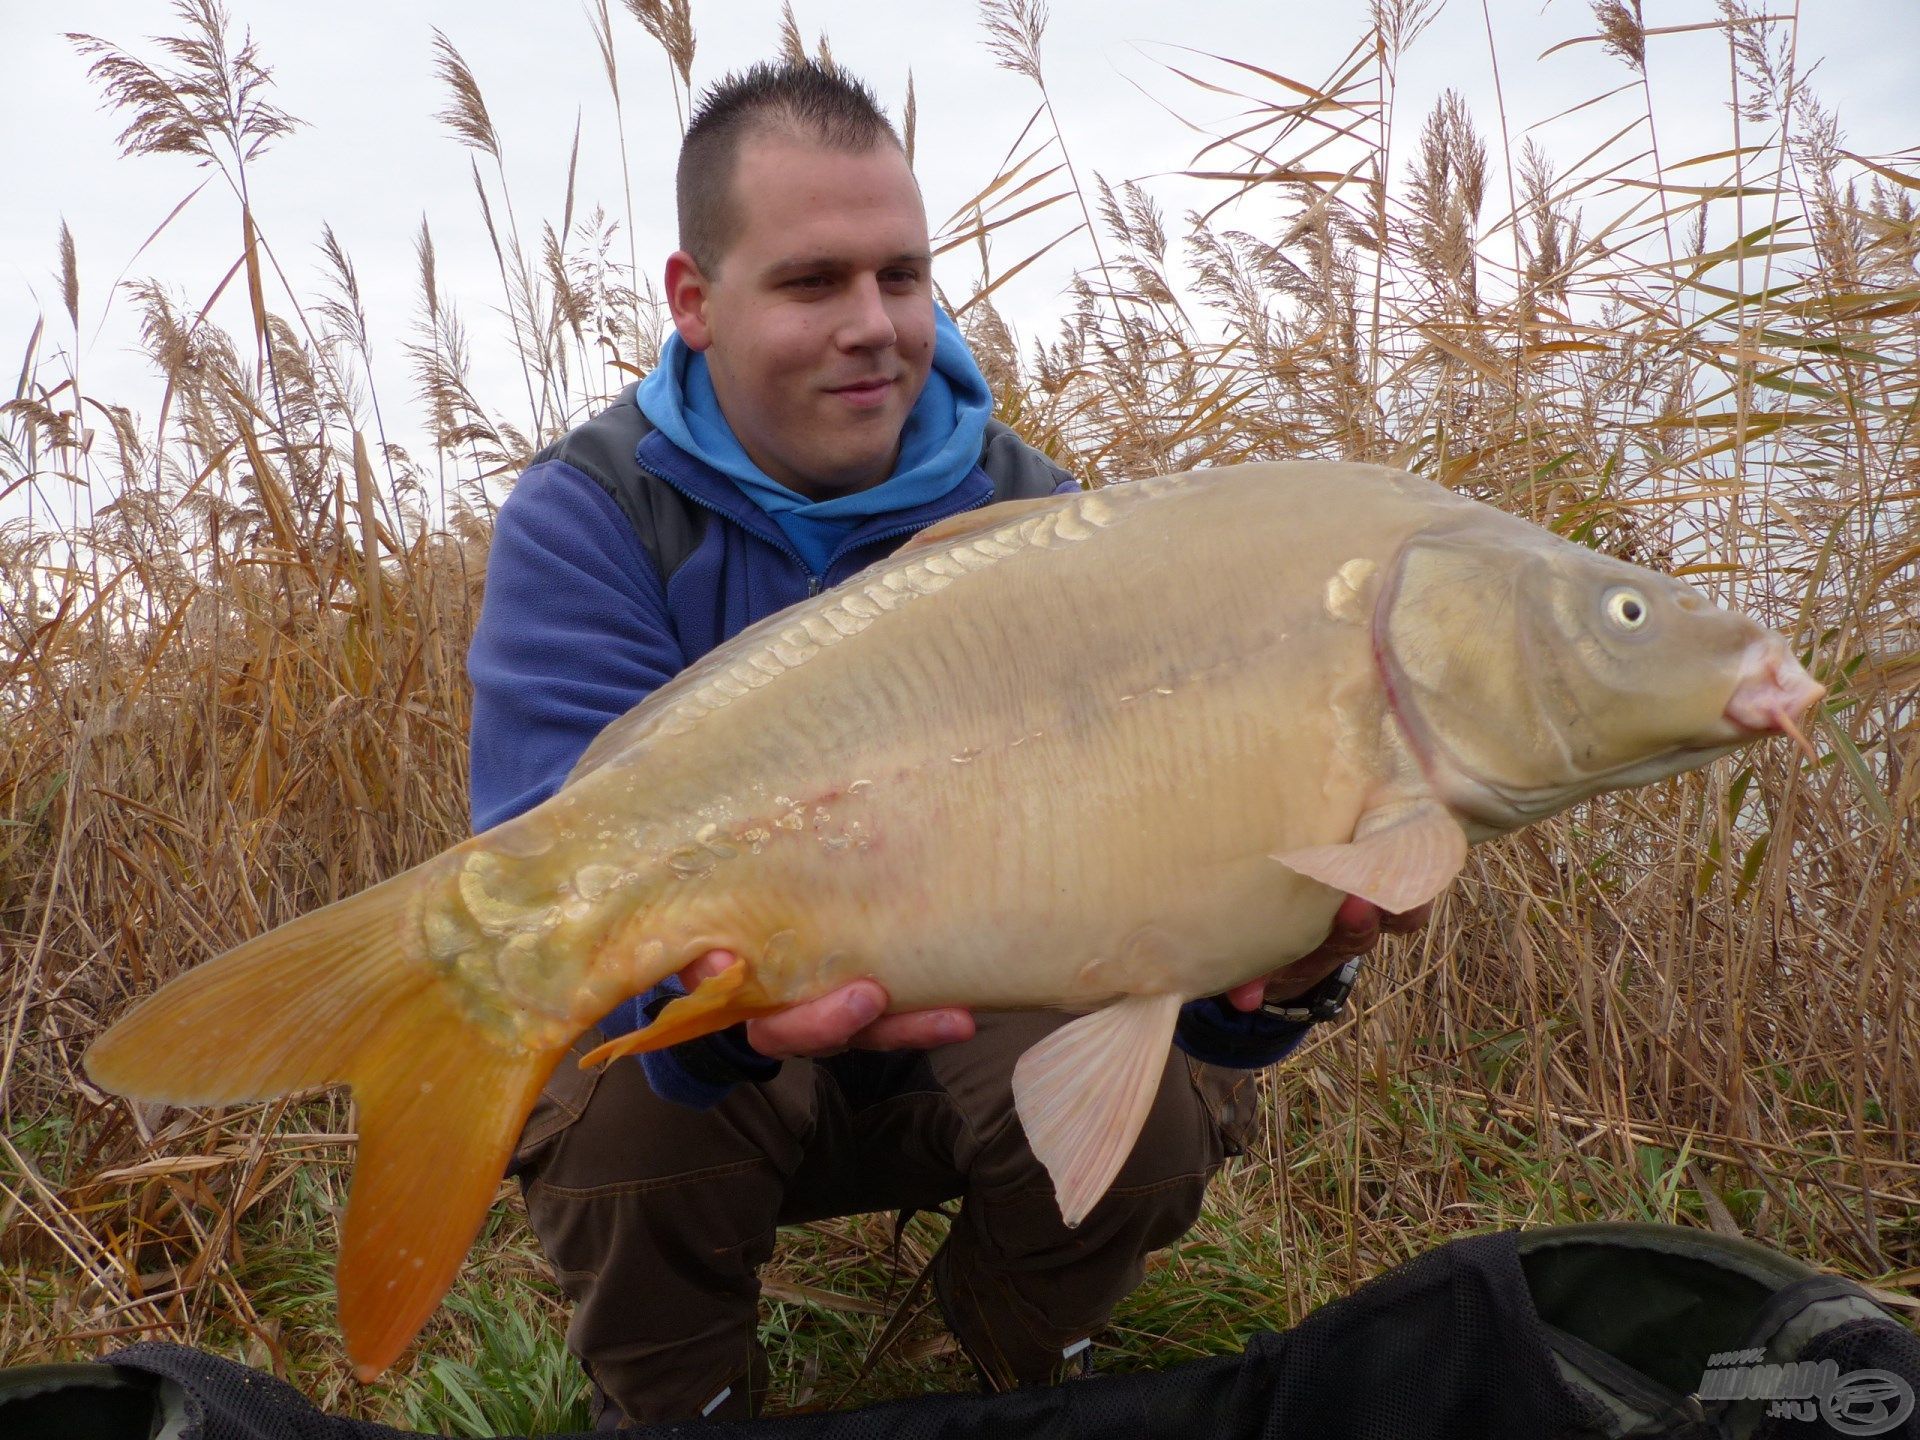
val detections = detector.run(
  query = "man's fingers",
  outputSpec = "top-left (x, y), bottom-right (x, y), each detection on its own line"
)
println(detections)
top-left (1225, 977), bottom-right (1267, 1013)
top-left (1329, 894), bottom-right (1382, 946)
top-left (744, 980), bottom-right (887, 1060)
top-left (1245, 893), bottom-right (1433, 1009)
top-left (670, 960), bottom-right (974, 1060)
top-left (676, 948), bottom-right (740, 988)
top-left (1379, 901), bottom-right (1434, 935)
top-left (747, 996), bottom-right (975, 1058)
top-left (748, 988), bottom-right (975, 1058)
top-left (850, 1008), bottom-right (975, 1052)
top-left (1323, 894), bottom-right (1431, 949)
top-left (1254, 953), bottom-right (1350, 1005)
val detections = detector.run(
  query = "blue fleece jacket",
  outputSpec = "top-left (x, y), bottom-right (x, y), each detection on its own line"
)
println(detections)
top-left (468, 381), bottom-right (1311, 1110)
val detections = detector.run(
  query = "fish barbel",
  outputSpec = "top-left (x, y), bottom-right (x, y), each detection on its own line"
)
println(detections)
top-left (85, 461), bottom-right (1823, 1379)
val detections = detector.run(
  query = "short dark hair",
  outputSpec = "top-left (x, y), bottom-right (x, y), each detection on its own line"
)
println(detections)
top-left (676, 60), bottom-right (904, 274)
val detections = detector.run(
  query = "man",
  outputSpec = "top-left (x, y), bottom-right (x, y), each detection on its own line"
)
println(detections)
top-left (468, 60), bottom-right (1421, 1427)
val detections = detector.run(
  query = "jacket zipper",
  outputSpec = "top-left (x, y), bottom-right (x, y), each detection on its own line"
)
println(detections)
top-left (635, 454), bottom-right (821, 590)
top-left (820, 493), bottom-right (996, 590)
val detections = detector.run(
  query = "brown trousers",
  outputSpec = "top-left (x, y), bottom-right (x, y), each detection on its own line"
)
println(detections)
top-left (508, 1010), bottom-right (1257, 1428)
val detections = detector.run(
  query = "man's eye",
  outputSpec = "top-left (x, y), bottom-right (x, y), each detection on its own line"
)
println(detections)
top-left (785, 276), bottom-right (830, 291)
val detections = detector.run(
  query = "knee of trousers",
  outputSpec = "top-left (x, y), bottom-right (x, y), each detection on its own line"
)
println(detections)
top-left (507, 1036), bottom-right (818, 1340)
top-left (965, 1052), bottom-right (1229, 1257)
top-left (932, 1056), bottom-right (1232, 1384)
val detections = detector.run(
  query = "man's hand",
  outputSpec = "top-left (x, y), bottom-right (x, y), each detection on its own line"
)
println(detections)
top-left (1222, 895), bottom-right (1433, 1014)
top-left (676, 951), bottom-right (976, 1060)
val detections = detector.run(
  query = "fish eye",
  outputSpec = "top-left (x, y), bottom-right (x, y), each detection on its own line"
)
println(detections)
top-left (1604, 587), bottom-right (1650, 631)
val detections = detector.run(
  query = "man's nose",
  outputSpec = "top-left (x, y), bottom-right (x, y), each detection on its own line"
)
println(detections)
top-left (837, 275), bottom-right (898, 350)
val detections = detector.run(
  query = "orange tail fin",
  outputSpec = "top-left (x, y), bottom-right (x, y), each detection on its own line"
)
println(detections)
top-left (84, 868), bottom-right (568, 1381)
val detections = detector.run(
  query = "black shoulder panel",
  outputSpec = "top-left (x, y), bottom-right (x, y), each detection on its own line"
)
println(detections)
top-left (529, 383), bottom-right (708, 584)
top-left (978, 419), bottom-right (1079, 501)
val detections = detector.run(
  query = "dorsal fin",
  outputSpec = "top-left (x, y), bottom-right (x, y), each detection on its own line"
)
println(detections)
top-left (897, 495), bottom-right (1065, 556)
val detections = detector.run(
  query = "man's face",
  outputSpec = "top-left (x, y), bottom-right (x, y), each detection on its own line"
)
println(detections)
top-left (665, 133), bottom-right (937, 501)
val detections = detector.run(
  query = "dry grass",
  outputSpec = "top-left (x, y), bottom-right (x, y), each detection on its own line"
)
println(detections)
top-left (3, 0), bottom-right (1916, 1429)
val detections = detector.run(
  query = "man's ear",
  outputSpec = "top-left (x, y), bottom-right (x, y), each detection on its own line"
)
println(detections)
top-left (664, 251), bottom-right (715, 351)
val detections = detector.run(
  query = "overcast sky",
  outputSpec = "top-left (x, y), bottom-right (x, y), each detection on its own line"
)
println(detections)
top-left (5, 1), bottom-right (1919, 530)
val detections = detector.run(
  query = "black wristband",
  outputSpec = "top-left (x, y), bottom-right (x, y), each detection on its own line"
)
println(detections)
top-left (1258, 956), bottom-right (1365, 1025)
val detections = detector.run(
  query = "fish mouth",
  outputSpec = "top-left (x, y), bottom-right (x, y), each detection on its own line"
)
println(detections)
top-left (1720, 637), bottom-right (1825, 762)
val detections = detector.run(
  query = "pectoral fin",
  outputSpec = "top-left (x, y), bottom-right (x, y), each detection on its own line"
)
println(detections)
top-left (1010, 993), bottom-right (1185, 1228)
top-left (1272, 797), bottom-right (1468, 914)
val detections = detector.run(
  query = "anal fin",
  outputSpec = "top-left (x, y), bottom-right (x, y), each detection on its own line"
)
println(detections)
top-left (577, 962), bottom-right (777, 1069)
top-left (1010, 994), bottom-right (1185, 1228)
top-left (1272, 796), bottom-right (1468, 914)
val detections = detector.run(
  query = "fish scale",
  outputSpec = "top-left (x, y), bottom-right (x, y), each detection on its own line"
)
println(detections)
top-left (83, 460), bottom-right (1823, 1381)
